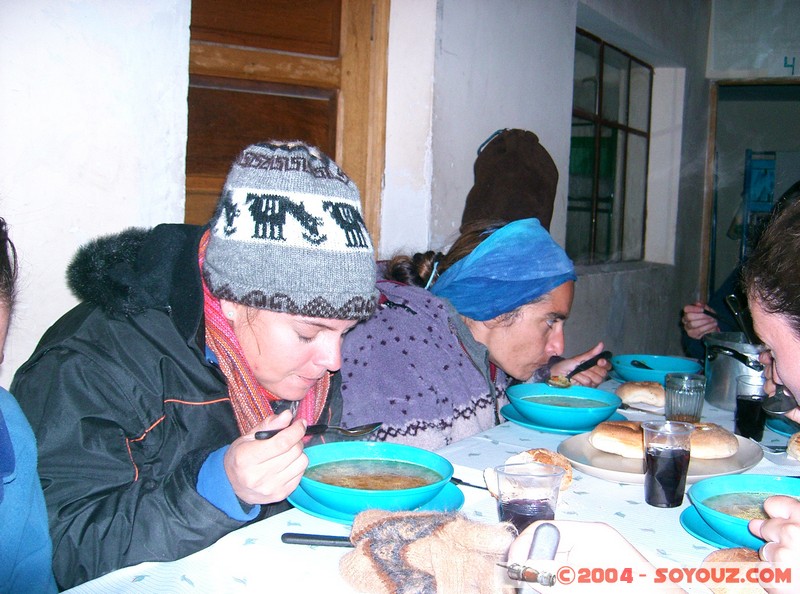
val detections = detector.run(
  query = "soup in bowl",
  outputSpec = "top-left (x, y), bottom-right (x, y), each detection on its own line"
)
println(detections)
top-left (299, 441), bottom-right (454, 515)
top-left (688, 474), bottom-right (800, 549)
top-left (507, 383), bottom-right (621, 430)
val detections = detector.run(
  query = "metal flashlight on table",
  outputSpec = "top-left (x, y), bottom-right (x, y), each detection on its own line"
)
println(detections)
top-left (498, 522), bottom-right (560, 586)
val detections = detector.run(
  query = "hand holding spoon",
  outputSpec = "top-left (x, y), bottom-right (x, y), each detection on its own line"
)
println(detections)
top-left (548, 351), bottom-right (612, 388)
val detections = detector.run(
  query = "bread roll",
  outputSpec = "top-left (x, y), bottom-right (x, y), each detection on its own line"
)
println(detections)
top-left (588, 420), bottom-right (645, 459)
top-left (483, 448), bottom-right (573, 496)
top-left (615, 381), bottom-right (665, 407)
top-left (588, 421), bottom-right (739, 459)
top-left (701, 548), bottom-right (766, 594)
top-left (691, 423), bottom-right (740, 459)
top-left (788, 432), bottom-right (800, 461)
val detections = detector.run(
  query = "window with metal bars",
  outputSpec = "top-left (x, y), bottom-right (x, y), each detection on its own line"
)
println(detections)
top-left (567, 29), bottom-right (653, 264)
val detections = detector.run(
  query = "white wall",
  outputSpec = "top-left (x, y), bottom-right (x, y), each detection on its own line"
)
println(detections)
top-left (379, 0), bottom-right (437, 257)
top-left (0, 0), bottom-right (190, 386)
top-left (430, 0), bottom-right (577, 248)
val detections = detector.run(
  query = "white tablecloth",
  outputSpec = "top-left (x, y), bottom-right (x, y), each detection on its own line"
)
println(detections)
top-left (65, 384), bottom-right (796, 593)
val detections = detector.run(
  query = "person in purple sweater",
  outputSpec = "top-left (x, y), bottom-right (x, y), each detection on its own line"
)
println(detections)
top-left (337, 218), bottom-right (609, 450)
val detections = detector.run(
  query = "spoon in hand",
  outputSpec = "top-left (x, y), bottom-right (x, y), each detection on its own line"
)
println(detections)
top-left (548, 351), bottom-right (612, 388)
top-left (254, 421), bottom-right (383, 440)
top-left (762, 386), bottom-right (797, 416)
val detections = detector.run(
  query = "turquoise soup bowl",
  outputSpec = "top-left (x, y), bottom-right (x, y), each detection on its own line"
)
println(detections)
top-left (506, 383), bottom-right (621, 430)
top-left (612, 354), bottom-right (702, 385)
top-left (299, 441), bottom-right (454, 515)
top-left (688, 474), bottom-right (800, 549)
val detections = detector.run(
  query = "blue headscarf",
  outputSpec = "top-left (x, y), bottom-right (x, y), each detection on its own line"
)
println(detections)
top-left (430, 218), bottom-right (576, 321)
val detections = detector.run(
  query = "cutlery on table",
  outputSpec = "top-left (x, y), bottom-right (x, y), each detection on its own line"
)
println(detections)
top-left (255, 421), bottom-right (382, 440)
top-left (748, 437), bottom-right (787, 453)
top-left (450, 476), bottom-right (489, 490)
top-left (281, 532), bottom-right (354, 547)
top-left (619, 402), bottom-right (659, 414)
top-left (547, 350), bottom-right (613, 388)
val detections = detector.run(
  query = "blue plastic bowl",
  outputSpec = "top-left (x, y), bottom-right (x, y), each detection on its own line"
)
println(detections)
top-left (612, 354), bottom-right (702, 385)
top-left (506, 383), bottom-right (621, 430)
top-left (298, 441), bottom-right (454, 515)
top-left (688, 475), bottom-right (800, 549)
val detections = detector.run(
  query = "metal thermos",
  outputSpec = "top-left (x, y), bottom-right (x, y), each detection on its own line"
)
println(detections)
top-left (703, 332), bottom-right (765, 411)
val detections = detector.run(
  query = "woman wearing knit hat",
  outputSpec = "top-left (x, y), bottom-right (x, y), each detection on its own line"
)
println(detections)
top-left (11, 141), bottom-right (378, 590)
top-left (337, 218), bottom-right (609, 450)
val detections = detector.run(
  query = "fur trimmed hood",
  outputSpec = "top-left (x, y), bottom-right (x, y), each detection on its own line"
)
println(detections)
top-left (66, 227), bottom-right (150, 315)
top-left (66, 225), bottom-right (204, 318)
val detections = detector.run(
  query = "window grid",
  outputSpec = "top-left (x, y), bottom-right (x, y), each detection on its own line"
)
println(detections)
top-left (567, 29), bottom-right (653, 264)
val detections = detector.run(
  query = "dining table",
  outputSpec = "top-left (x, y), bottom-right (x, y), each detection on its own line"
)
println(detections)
top-left (64, 378), bottom-right (799, 594)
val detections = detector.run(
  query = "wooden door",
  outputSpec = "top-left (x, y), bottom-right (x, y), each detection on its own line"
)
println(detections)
top-left (186, 0), bottom-right (389, 247)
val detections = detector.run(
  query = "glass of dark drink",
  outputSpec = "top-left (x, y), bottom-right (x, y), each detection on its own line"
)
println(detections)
top-left (735, 375), bottom-right (767, 441)
top-left (642, 420), bottom-right (694, 508)
top-left (494, 463), bottom-right (564, 533)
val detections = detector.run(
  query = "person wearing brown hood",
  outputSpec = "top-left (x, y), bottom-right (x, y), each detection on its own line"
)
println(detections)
top-left (460, 129), bottom-right (559, 232)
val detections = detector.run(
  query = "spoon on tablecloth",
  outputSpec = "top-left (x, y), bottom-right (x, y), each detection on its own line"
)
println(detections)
top-left (547, 351), bottom-right (612, 388)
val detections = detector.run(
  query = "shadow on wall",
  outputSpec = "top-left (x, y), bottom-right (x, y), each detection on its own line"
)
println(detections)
top-left (566, 263), bottom-right (681, 357)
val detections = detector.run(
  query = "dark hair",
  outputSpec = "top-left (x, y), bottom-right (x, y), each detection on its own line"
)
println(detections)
top-left (384, 219), bottom-right (507, 287)
top-left (742, 195), bottom-right (800, 337)
top-left (0, 217), bottom-right (18, 309)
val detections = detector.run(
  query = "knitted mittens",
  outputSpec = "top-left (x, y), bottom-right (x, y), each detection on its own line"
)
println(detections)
top-left (339, 510), bottom-right (516, 594)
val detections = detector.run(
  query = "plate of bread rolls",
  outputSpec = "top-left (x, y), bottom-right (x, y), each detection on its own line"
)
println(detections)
top-left (556, 420), bottom-right (762, 484)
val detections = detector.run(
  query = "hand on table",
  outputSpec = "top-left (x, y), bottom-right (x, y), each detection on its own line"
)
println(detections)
top-left (682, 301), bottom-right (720, 340)
top-left (224, 409), bottom-right (309, 505)
top-left (749, 496), bottom-right (800, 594)
top-left (551, 342), bottom-right (610, 387)
top-left (506, 520), bottom-right (685, 593)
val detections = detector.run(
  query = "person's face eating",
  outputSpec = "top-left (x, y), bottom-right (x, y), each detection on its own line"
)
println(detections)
top-left (467, 281), bottom-right (574, 381)
top-left (221, 300), bottom-right (358, 400)
top-left (750, 297), bottom-right (800, 400)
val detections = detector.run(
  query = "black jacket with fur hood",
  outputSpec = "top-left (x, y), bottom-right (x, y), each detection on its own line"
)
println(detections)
top-left (12, 224), bottom-right (329, 589)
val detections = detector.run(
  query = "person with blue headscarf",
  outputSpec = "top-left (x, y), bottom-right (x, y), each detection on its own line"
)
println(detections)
top-left (336, 218), bottom-right (610, 450)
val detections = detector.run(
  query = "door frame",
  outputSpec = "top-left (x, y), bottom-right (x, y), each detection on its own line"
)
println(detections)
top-left (701, 77), bottom-right (800, 299)
top-left (188, 0), bottom-right (390, 248)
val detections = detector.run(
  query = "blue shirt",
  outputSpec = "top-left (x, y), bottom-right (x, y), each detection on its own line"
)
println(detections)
top-left (0, 387), bottom-right (57, 593)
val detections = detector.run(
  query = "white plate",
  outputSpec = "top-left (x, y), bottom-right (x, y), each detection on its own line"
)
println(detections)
top-left (557, 433), bottom-right (763, 485)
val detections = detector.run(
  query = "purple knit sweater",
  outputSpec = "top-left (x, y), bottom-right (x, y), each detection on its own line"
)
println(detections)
top-left (338, 280), bottom-right (511, 450)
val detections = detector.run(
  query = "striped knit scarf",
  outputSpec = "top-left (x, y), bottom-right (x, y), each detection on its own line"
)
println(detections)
top-left (198, 230), bottom-right (330, 435)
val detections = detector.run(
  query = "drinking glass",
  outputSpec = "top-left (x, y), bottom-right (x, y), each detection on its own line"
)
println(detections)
top-left (494, 462), bottom-right (564, 532)
top-left (642, 420), bottom-right (694, 507)
top-left (665, 373), bottom-right (706, 423)
top-left (735, 375), bottom-right (767, 440)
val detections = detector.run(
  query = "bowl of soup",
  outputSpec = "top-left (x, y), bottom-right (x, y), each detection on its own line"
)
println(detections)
top-left (506, 383), bottom-right (621, 430)
top-left (298, 441), bottom-right (454, 515)
top-left (612, 354), bottom-right (702, 385)
top-left (688, 475), bottom-right (800, 549)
